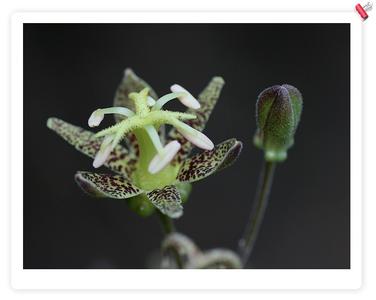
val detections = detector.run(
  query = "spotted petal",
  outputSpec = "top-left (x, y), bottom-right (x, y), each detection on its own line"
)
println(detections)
top-left (146, 185), bottom-right (183, 219)
top-left (168, 77), bottom-right (225, 164)
top-left (75, 171), bottom-right (143, 198)
top-left (177, 139), bottom-right (242, 183)
top-left (113, 68), bottom-right (164, 154)
top-left (47, 117), bottom-right (136, 177)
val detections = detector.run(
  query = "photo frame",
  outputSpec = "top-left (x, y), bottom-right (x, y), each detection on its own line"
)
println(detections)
top-left (11, 11), bottom-right (362, 290)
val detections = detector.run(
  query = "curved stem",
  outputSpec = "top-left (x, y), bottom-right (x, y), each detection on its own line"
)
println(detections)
top-left (238, 161), bottom-right (276, 266)
top-left (157, 212), bottom-right (184, 268)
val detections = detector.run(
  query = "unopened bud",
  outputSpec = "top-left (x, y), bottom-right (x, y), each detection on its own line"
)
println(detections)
top-left (254, 84), bottom-right (303, 162)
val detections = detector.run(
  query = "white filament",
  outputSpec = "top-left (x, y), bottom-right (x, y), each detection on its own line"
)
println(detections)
top-left (93, 135), bottom-right (115, 168)
top-left (148, 141), bottom-right (181, 174)
top-left (88, 107), bottom-right (135, 127)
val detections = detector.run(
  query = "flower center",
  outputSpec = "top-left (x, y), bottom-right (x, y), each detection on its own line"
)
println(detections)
top-left (131, 128), bottom-right (180, 190)
top-left (88, 85), bottom-right (215, 190)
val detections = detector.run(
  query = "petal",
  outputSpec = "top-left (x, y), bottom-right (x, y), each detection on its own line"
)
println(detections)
top-left (282, 84), bottom-right (303, 132)
top-left (255, 85), bottom-right (280, 131)
top-left (146, 185), bottom-right (183, 218)
top-left (113, 68), bottom-right (163, 154)
top-left (47, 117), bottom-right (137, 177)
top-left (177, 139), bottom-right (242, 183)
top-left (75, 171), bottom-right (143, 199)
top-left (167, 77), bottom-right (225, 164)
top-left (148, 141), bottom-right (181, 174)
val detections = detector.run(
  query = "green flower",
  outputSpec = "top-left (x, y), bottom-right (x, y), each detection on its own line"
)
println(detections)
top-left (47, 69), bottom-right (242, 218)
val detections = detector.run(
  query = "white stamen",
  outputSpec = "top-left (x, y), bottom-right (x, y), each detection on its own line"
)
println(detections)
top-left (88, 109), bottom-right (104, 127)
top-left (88, 107), bottom-right (135, 128)
top-left (170, 84), bottom-right (201, 109)
top-left (101, 107), bottom-right (135, 118)
top-left (147, 96), bottom-right (156, 107)
top-left (148, 141), bottom-right (181, 174)
top-left (93, 135), bottom-right (114, 168)
top-left (152, 92), bottom-right (186, 111)
top-left (175, 121), bottom-right (214, 151)
top-left (144, 125), bottom-right (163, 152)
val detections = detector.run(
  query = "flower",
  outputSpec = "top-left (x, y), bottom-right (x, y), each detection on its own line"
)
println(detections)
top-left (47, 68), bottom-right (242, 219)
top-left (253, 84), bottom-right (303, 162)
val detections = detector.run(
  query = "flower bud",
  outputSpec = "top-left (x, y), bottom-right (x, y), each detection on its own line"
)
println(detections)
top-left (254, 84), bottom-right (303, 162)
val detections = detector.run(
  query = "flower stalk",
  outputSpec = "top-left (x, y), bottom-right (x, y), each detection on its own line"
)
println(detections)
top-left (239, 83), bottom-right (302, 266)
top-left (157, 211), bottom-right (175, 235)
top-left (157, 213), bottom-right (185, 268)
top-left (238, 160), bottom-right (276, 265)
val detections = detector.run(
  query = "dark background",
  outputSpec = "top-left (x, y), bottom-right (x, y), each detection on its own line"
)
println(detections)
top-left (23, 23), bottom-right (350, 269)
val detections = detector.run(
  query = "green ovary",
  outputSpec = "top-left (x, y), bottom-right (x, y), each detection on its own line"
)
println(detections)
top-left (131, 128), bottom-right (180, 191)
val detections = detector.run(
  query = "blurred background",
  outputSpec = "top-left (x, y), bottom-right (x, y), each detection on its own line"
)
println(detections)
top-left (23, 23), bottom-right (350, 269)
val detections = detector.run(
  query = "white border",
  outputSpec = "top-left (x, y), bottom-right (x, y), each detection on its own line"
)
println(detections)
top-left (10, 12), bottom-right (362, 290)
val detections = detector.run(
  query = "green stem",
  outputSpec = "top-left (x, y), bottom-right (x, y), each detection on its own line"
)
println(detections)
top-left (157, 211), bottom-right (175, 234)
top-left (157, 212), bottom-right (184, 269)
top-left (239, 161), bottom-right (277, 266)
